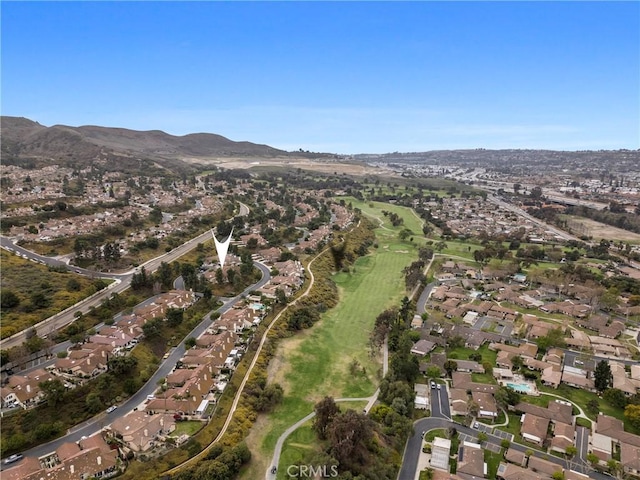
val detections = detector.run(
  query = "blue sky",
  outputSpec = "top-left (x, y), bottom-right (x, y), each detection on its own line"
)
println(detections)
top-left (2, 1), bottom-right (639, 154)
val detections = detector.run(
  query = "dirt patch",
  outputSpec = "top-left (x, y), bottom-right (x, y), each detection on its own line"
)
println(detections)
top-left (266, 334), bottom-right (307, 390)
top-left (564, 216), bottom-right (640, 243)
top-left (241, 414), bottom-right (270, 479)
top-left (182, 155), bottom-right (394, 177)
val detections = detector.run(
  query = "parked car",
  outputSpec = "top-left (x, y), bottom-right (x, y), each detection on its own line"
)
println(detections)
top-left (430, 381), bottom-right (436, 389)
top-left (106, 405), bottom-right (117, 413)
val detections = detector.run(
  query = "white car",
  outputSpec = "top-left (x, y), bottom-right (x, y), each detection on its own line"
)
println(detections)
top-left (106, 405), bottom-right (117, 413)
top-left (436, 384), bottom-right (441, 390)
top-left (3, 453), bottom-right (23, 465)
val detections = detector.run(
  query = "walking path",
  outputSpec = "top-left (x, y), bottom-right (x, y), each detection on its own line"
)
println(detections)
top-left (164, 248), bottom-right (326, 476)
top-left (266, 337), bottom-right (389, 479)
top-left (540, 391), bottom-right (593, 427)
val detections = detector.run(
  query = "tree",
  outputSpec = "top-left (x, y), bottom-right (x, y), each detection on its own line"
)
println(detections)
top-left (313, 396), bottom-right (340, 440)
top-left (399, 228), bottom-right (413, 241)
top-left (625, 404), bottom-right (640, 430)
top-left (444, 360), bottom-right (458, 377)
top-left (185, 336), bottom-right (197, 349)
top-left (600, 287), bottom-right (621, 312)
top-left (107, 356), bottom-right (138, 375)
top-left (275, 288), bottom-right (287, 305)
top-left (586, 398), bottom-right (600, 415)
top-left (477, 432), bottom-right (488, 443)
top-left (467, 400), bottom-right (480, 419)
top-left (551, 471), bottom-right (565, 480)
top-left (30, 291), bottom-right (51, 309)
top-left (425, 366), bottom-right (442, 379)
top-left (495, 386), bottom-right (521, 410)
top-left (157, 262), bottom-right (174, 289)
top-left (39, 379), bottom-right (66, 406)
top-left (565, 445), bottom-right (577, 470)
top-left (166, 308), bottom-right (184, 327)
top-left (586, 453), bottom-right (600, 467)
top-left (142, 318), bottom-right (163, 338)
top-left (607, 459), bottom-right (620, 477)
top-left (327, 409), bottom-right (373, 468)
top-left (86, 392), bottom-right (103, 413)
top-left (604, 388), bottom-right (628, 409)
top-left (594, 360), bottom-right (612, 392)
top-left (1, 290), bottom-right (20, 309)
top-left (511, 355), bottom-right (524, 371)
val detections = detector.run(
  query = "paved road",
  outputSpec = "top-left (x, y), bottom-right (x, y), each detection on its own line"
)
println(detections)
top-left (416, 281), bottom-right (437, 316)
top-left (576, 425), bottom-right (590, 469)
top-left (486, 195), bottom-right (581, 243)
top-left (1, 201), bottom-right (251, 351)
top-left (430, 384), bottom-right (451, 420)
top-left (2, 261), bottom-right (271, 469)
top-left (397, 416), bottom-right (611, 480)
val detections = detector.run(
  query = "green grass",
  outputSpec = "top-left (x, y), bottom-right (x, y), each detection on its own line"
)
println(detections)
top-left (447, 344), bottom-right (498, 365)
top-left (424, 429), bottom-right (447, 443)
top-left (277, 424), bottom-right (318, 479)
top-left (244, 201), bottom-right (424, 479)
top-left (485, 450), bottom-right (503, 478)
top-left (538, 385), bottom-right (622, 423)
top-left (471, 373), bottom-right (497, 385)
top-left (499, 413), bottom-right (524, 442)
top-left (171, 421), bottom-right (205, 437)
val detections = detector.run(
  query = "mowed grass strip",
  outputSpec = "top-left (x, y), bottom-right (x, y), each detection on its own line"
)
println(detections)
top-left (241, 203), bottom-right (421, 479)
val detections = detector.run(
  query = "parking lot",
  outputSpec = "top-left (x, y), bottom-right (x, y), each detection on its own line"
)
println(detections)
top-left (493, 428), bottom-right (514, 442)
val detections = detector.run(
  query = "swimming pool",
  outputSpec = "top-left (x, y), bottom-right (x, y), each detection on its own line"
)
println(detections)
top-left (506, 382), bottom-right (531, 393)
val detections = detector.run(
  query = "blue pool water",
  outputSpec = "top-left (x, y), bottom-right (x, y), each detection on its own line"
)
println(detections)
top-left (506, 382), bottom-right (531, 393)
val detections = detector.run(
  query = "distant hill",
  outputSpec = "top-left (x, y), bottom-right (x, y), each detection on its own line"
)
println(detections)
top-left (0, 116), bottom-right (299, 174)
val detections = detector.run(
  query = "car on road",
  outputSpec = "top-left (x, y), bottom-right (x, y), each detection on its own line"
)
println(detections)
top-left (3, 453), bottom-right (23, 465)
top-left (430, 381), bottom-right (436, 388)
top-left (106, 405), bottom-right (117, 413)
top-left (436, 384), bottom-right (441, 390)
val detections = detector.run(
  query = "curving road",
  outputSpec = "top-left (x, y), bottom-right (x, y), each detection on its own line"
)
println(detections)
top-left (163, 246), bottom-right (329, 476)
top-left (2, 262), bottom-right (271, 471)
top-left (0, 202), bottom-right (251, 351)
top-left (398, 416), bottom-right (611, 480)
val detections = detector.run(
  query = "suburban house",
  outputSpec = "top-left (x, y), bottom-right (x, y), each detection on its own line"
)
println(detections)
top-left (411, 339), bottom-right (436, 356)
top-left (550, 422), bottom-right (575, 454)
top-left (108, 411), bottom-right (176, 452)
top-left (520, 413), bottom-right (550, 447)
top-left (472, 391), bottom-right (498, 418)
top-left (449, 388), bottom-right (469, 416)
top-left (456, 442), bottom-right (486, 477)
top-left (3, 434), bottom-right (120, 480)
top-left (1, 368), bottom-right (54, 409)
top-left (452, 372), bottom-right (497, 394)
top-left (593, 413), bottom-right (640, 474)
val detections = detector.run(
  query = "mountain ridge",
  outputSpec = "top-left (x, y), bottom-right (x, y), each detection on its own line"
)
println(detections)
top-left (0, 116), bottom-right (301, 173)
